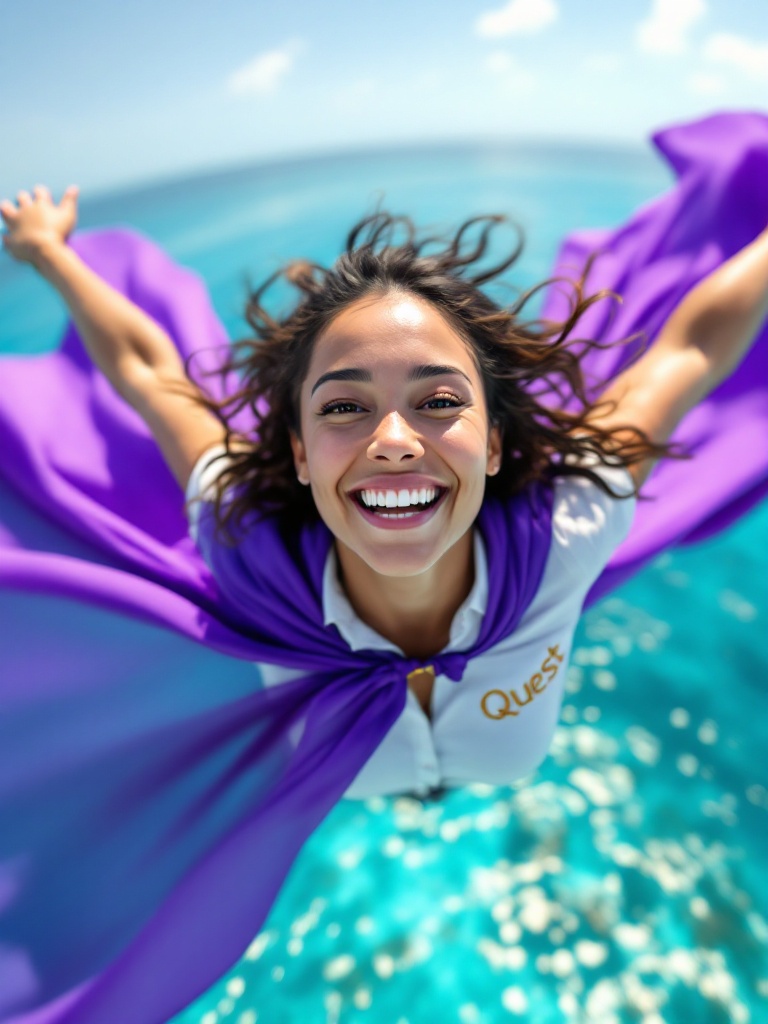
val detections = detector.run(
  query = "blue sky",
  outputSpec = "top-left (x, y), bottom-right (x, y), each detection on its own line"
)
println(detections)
top-left (1, 0), bottom-right (766, 198)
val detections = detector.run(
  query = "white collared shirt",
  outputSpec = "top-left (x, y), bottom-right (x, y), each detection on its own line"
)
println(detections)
top-left (186, 446), bottom-right (635, 800)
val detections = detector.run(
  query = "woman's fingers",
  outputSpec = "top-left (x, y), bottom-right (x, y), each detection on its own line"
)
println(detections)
top-left (0, 185), bottom-right (77, 257)
top-left (2, 185), bottom-right (71, 217)
top-left (0, 200), bottom-right (18, 223)
top-left (0, 185), bottom-right (76, 220)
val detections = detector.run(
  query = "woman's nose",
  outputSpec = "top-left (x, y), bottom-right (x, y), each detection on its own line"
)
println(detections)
top-left (367, 411), bottom-right (425, 461)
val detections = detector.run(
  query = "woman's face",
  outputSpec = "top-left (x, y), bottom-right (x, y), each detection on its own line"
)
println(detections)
top-left (290, 291), bottom-right (502, 577)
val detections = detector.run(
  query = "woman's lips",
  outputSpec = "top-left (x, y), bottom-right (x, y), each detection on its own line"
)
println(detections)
top-left (351, 488), bottom-right (449, 530)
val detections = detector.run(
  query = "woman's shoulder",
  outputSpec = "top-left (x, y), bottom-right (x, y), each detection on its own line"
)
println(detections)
top-left (549, 456), bottom-right (637, 573)
top-left (185, 443), bottom-right (232, 499)
top-left (184, 442), bottom-right (235, 543)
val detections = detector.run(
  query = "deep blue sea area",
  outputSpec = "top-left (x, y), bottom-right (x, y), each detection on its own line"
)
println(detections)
top-left (1, 141), bottom-right (766, 1024)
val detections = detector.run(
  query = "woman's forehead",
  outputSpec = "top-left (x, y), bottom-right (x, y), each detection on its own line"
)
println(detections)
top-left (309, 293), bottom-right (474, 374)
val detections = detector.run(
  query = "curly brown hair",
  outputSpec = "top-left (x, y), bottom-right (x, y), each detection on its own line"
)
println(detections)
top-left (183, 210), bottom-right (689, 546)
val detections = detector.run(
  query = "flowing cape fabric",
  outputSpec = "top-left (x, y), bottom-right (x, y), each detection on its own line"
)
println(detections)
top-left (0, 111), bottom-right (766, 1023)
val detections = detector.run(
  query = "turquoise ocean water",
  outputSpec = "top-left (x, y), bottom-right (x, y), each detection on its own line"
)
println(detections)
top-left (1, 142), bottom-right (766, 1024)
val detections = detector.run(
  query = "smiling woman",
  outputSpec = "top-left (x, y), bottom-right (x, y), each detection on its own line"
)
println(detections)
top-left (0, 111), bottom-right (767, 1024)
top-left (168, 212), bottom-right (663, 718)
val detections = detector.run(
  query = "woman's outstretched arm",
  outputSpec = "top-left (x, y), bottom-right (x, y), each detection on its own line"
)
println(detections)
top-left (577, 221), bottom-right (768, 489)
top-left (0, 185), bottom-right (226, 489)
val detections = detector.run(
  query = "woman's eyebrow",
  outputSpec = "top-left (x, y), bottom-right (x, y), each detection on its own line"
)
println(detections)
top-left (311, 368), bottom-right (371, 395)
top-left (410, 364), bottom-right (472, 385)
top-left (310, 364), bottom-right (471, 396)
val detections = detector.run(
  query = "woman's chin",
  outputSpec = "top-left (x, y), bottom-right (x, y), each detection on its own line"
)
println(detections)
top-left (336, 534), bottom-right (448, 580)
top-left (364, 544), bottom-right (448, 577)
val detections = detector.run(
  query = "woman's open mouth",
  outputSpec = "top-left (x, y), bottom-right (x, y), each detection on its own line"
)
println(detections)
top-left (350, 485), bottom-right (448, 528)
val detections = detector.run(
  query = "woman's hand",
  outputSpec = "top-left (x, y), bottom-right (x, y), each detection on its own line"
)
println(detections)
top-left (0, 185), bottom-right (79, 267)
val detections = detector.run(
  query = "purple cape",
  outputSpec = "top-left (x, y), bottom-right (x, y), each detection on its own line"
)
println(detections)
top-left (1, 111), bottom-right (767, 1023)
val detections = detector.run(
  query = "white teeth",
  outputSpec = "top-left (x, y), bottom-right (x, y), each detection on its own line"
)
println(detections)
top-left (358, 486), bottom-right (441, 509)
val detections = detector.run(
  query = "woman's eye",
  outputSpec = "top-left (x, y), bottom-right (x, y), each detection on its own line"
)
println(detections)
top-left (319, 401), bottom-right (365, 415)
top-left (319, 394), bottom-right (463, 415)
top-left (423, 394), bottom-right (463, 410)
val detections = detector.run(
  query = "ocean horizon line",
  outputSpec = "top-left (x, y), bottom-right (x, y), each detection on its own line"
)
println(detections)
top-left (76, 132), bottom-right (655, 208)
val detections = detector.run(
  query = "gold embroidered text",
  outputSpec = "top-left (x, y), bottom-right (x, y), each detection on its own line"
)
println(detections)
top-left (480, 644), bottom-right (564, 720)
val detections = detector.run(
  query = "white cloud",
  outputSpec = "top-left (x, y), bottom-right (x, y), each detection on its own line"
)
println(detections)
top-left (702, 32), bottom-right (768, 83)
top-left (686, 71), bottom-right (727, 95)
top-left (226, 39), bottom-right (304, 97)
top-left (475, 0), bottom-right (558, 39)
top-left (636, 0), bottom-right (706, 56)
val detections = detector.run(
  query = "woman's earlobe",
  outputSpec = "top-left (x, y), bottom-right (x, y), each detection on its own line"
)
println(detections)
top-left (487, 426), bottom-right (502, 476)
top-left (289, 430), bottom-right (310, 485)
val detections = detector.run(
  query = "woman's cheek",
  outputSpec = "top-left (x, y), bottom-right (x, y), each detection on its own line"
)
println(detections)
top-left (308, 430), bottom-right (348, 476)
